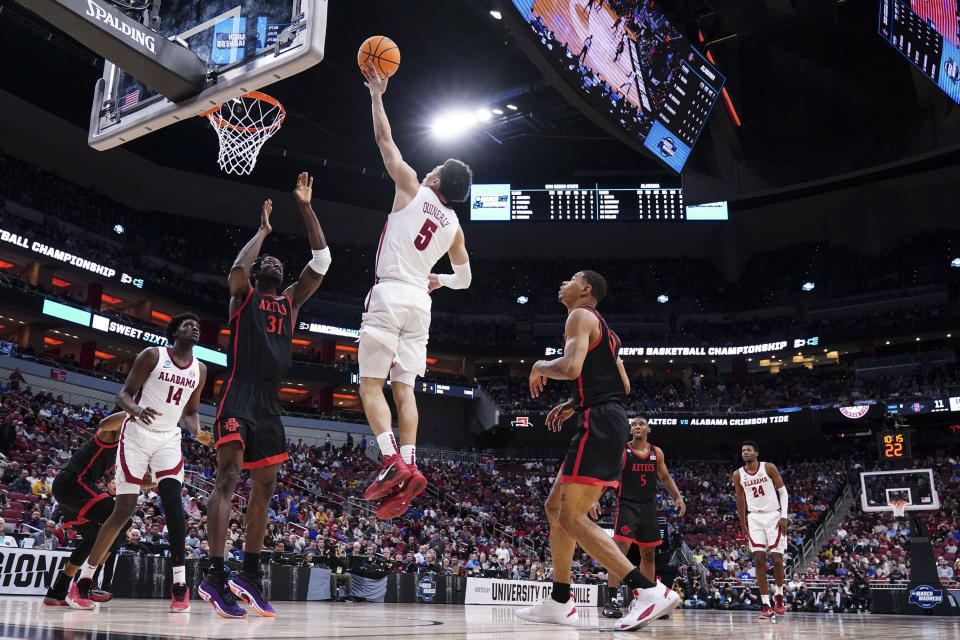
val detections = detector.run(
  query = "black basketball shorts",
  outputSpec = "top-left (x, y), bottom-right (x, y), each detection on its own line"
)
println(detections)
top-left (560, 400), bottom-right (630, 488)
top-left (215, 381), bottom-right (289, 469)
top-left (613, 499), bottom-right (662, 547)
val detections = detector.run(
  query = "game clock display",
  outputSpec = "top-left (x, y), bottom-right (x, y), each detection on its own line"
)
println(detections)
top-left (878, 430), bottom-right (913, 460)
top-left (470, 183), bottom-right (685, 221)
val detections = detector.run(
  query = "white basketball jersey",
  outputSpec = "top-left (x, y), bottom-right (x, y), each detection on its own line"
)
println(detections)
top-left (374, 186), bottom-right (460, 289)
top-left (739, 462), bottom-right (780, 514)
top-left (134, 347), bottom-right (200, 432)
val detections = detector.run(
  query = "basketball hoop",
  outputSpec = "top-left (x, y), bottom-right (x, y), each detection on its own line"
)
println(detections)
top-left (201, 91), bottom-right (286, 176)
top-left (889, 499), bottom-right (909, 519)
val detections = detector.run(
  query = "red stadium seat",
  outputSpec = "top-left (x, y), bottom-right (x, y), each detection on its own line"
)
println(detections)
top-left (1, 509), bottom-right (21, 522)
top-left (7, 492), bottom-right (27, 502)
top-left (24, 494), bottom-right (38, 503)
top-left (5, 502), bottom-right (23, 511)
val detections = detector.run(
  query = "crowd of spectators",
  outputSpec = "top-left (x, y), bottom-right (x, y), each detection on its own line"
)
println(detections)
top-left (1, 377), bottom-right (958, 615)
top-left (2, 150), bottom-right (958, 352)
top-left (484, 355), bottom-right (960, 414)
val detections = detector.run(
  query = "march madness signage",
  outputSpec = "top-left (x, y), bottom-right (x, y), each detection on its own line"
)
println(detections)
top-left (464, 577), bottom-right (598, 606)
top-left (0, 548), bottom-right (71, 595)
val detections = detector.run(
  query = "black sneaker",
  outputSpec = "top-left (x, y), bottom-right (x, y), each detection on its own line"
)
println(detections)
top-left (602, 601), bottom-right (623, 618)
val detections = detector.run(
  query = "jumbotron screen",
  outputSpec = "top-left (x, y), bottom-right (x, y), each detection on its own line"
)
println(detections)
top-left (879, 0), bottom-right (960, 103)
top-left (509, 0), bottom-right (725, 172)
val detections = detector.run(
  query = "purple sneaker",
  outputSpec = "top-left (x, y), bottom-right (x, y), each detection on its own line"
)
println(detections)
top-left (228, 571), bottom-right (275, 617)
top-left (198, 571), bottom-right (247, 619)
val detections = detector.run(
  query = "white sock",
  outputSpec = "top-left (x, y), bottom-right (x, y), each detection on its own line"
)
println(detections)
top-left (761, 594), bottom-right (770, 606)
top-left (775, 585), bottom-right (783, 596)
top-left (173, 565), bottom-right (186, 585)
top-left (400, 445), bottom-right (416, 466)
top-left (376, 432), bottom-right (398, 457)
top-left (79, 562), bottom-right (97, 581)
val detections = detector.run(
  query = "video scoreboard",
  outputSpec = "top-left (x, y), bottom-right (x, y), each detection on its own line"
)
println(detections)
top-left (470, 183), bottom-right (710, 221)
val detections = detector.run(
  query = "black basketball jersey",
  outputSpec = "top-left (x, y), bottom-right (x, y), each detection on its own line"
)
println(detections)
top-left (566, 305), bottom-right (625, 408)
top-left (226, 288), bottom-right (293, 388)
top-left (618, 444), bottom-right (659, 503)
top-left (60, 434), bottom-right (117, 490)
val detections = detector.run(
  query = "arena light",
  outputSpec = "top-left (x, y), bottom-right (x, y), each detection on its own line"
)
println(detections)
top-left (43, 337), bottom-right (64, 346)
top-left (506, 104), bottom-right (518, 110)
top-left (431, 110), bottom-right (479, 139)
top-left (101, 294), bottom-right (123, 304)
top-left (491, 108), bottom-right (504, 115)
top-left (113, 224), bottom-right (125, 234)
top-left (475, 108), bottom-right (492, 123)
top-left (51, 278), bottom-right (72, 288)
top-left (489, 10), bottom-right (502, 19)
top-left (94, 350), bottom-right (115, 360)
top-left (802, 282), bottom-right (815, 291)
top-left (279, 387), bottom-right (309, 395)
top-left (517, 295), bottom-right (528, 304)
top-left (951, 258), bottom-right (960, 267)
top-left (0, 260), bottom-right (13, 269)
top-left (152, 310), bottom-right (172, 322)
top-left (657, 294), bottom-right (669, 303)
top-left (291, 338), bottom-right (311, 346)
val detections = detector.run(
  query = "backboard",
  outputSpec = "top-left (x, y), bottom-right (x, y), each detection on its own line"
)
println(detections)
top-left (88, 0), bottom-right (327, 150)
top-left (860, 468), bottom-right (940, 514)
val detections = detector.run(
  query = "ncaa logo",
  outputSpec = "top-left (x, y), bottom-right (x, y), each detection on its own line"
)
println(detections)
top-left (657, 137), bottom-right (677, 158)
top-left (908, 585), bottom-right (944, 609)
top-left (417, 575), bottom-right (437, 603)
top-left (164, 360), bottom-right (172, 367)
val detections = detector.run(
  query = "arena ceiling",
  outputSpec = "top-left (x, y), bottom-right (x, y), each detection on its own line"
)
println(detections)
top-left (2, 0), bottom-right (959, 212)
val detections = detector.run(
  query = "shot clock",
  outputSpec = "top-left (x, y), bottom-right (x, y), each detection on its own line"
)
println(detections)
top-left (878, 430), bottom-right (913, 461)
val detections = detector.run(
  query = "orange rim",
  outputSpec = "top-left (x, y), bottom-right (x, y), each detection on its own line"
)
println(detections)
top-left (201, 91), bottom-right (286, 133)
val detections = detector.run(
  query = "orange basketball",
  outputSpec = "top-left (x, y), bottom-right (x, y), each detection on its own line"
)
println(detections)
top-left (358, 35), bottom-right (401, 78)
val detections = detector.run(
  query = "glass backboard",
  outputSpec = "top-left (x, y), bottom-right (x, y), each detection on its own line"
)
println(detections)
top-left (860, 468), bottom-right (940, 513)
top-left (89, 0), bottom-right (326, 150)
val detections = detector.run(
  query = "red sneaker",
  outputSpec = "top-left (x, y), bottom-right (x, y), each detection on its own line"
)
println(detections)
top-left (42, 595), bottom-right (68, 607)
top-left (375, 466), bottom-right (427, 519)
top-left (90, 588), bottom-right (112, 603)
top-left (170, 582), bottom-right (191, 612)
top-left (66, 579), bottom-right (96, 610)
top-left (758, 604), bottom-right (775, 619)
top-left (364, 454), bottom-right (411, 501)
top-left (774, 594), bottom-right (785, 616)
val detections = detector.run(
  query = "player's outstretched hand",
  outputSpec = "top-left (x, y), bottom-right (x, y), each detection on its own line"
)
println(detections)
top-left (427, 274), bottom-right (442, 293)
top-left (361, 60), bottom-right (389, 96)
top-left (546, 401), bottom-right (575, 432)
top-left (588, 501), bottom-right (602, 520)
top-left (261, 199), bottom-right (273, 234)
top-left (196, 430), bottom-right (214, 449)
top-left (137, 406), bottom-right (162, 425)
top-left (529, 362), bottom-right (547, 398)
top-left (293, 172), bottom-right (313, 205)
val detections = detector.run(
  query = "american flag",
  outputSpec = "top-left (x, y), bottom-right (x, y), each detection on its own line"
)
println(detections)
top-left (119, 89), bottom-right (140, 110)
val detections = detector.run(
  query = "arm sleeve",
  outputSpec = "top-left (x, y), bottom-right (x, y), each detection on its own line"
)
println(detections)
top-left (437, 260), bottom-right (471, 290)
top-left (308, 247), bottom-right (332, 275)
top-left (778, 485), bottom-right (789, 519)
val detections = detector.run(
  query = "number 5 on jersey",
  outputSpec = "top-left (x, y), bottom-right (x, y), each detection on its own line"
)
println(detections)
top-left (414, 220), bottom-right (438, 251)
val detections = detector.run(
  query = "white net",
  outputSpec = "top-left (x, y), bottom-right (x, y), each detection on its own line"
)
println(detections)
top-left (204, 92), bottom-right (285, 176)
top-left (889, 499), bottom-right (909, 519)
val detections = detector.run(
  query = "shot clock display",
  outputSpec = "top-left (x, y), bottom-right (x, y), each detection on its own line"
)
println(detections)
top-left (878, 430), bottom-right (913, 460)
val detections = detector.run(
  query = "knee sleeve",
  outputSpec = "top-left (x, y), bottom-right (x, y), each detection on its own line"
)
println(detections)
top-left (158, 478), bottom-right (187, 565)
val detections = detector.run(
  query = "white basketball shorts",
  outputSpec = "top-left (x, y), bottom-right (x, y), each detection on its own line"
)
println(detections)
top-left (115, 418), bottom-right (184, 495)
top-left (747, 511), bottom-right (787, 554)
top-left (359, 280), bottom-right (431, 387)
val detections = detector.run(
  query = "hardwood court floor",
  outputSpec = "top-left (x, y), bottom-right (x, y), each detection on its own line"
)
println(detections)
top-left (0, 597), bottom-right (957, 639)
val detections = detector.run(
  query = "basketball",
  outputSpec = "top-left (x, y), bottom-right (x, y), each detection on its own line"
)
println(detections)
top-left (358, 35), bottom-right (401, 78)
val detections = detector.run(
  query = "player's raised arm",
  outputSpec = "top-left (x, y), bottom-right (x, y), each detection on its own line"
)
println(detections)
top-left (656, 447), bottom-right (685, 517)
top-left (181, 362), bottom-right (212, 449)
top-left (427, 228), bottom-right (471, 293)
top-left (228, 199), bottom-right (273, 307)
top-left (733, 470), bottom-right (748, 539)
top-left (117, 347), bottom-right (162, 426)
top-left (529, 308), bottom-right (598, 398)
top-left (284, 172), bottom-right (331, 310)
top-left (765, 462), bottom-right (790, 534)
top-left (360, 60), bottom-right (419, 210)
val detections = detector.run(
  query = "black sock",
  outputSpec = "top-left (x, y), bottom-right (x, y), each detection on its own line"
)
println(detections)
top-left (607, 585), bottom-right (620, 600)
top-left (243, 552), bottom-right (261, 578)
top-left (211, 556), bottom-right (225, 574)
top-left (551, 581), bottom-right (571, 603)
top-left (51, 572), bottom-right (71, 596)
top-left (622, 569), bottom-right (655, 590)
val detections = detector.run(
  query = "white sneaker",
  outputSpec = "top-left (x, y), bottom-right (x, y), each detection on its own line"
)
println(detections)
top-left (614, 581), bottom-right (680, 631)
top-left (517, 597), bottom-right (579, 626)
